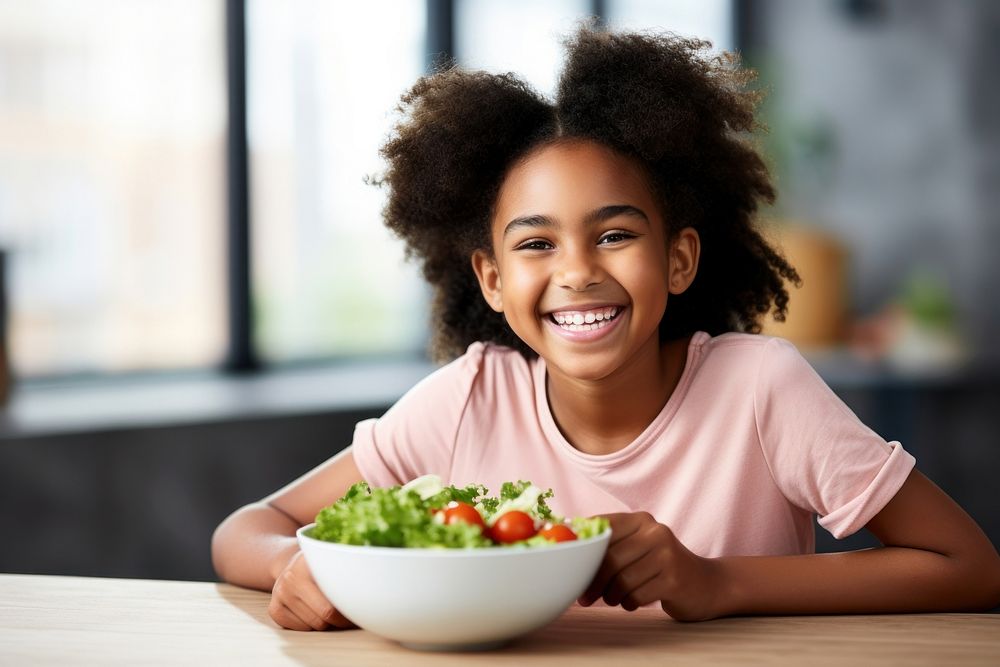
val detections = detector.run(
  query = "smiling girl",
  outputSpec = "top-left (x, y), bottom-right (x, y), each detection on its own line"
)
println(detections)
top-left (212, 26), bottom-right (1000, 630)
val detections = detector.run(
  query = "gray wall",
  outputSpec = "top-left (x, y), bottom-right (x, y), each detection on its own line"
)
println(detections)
top-left (751, 0), bottom-right (1000, 358)
top-left (0, 409), bottom-right (379, 581)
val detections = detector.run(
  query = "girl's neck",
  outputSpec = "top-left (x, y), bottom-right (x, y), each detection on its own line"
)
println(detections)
top-left (544, 335), bottom-right (692, 456)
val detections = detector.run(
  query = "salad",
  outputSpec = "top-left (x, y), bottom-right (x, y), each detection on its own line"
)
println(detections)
top-left (311, 474), bottom-right (608, 549)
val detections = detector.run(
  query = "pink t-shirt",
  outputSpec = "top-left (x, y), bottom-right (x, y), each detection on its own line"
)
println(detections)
top-left (351, 332), bottom-right (915, 557)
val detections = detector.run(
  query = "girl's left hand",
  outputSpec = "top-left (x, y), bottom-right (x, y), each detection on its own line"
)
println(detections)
top-left (577, 512), bottom-right (722, 620)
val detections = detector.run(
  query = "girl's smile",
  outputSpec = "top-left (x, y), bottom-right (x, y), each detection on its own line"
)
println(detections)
top-left (472, 139), bottom-right (700, 386)
top-left (544, 304), bottom-right (625, 342)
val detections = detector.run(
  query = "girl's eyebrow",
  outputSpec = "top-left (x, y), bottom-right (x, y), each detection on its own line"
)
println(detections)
top-left (503, 204), bottom-right (650, 237)
top-left (585, 204), bottom-right (650, 227)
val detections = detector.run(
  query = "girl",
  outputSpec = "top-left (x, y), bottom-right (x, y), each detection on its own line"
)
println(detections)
top-left (212, 27), bottom-right (1000, 631)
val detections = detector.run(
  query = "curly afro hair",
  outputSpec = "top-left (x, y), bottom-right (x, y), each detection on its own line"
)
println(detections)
top-left (378, 25), bottom-right (800, 362)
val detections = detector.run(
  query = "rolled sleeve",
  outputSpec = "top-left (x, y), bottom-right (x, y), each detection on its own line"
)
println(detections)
top-left (755, 337), bottom-right (917, 539)
top-left (818, 441), bottom-right (915, 538)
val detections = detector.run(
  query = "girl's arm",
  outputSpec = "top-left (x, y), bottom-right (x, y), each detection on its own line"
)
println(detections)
top-left (713, 469), bottom-right (1000, 616)
top-left (212, 447), bottom-right (362, 629)
top-left (580, 469), bottom-right (1000, 618)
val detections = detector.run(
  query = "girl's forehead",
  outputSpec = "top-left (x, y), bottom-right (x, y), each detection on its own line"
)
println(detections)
top-left (509, 139), bottom-right (646, 186)
top-left (493, 139), bottom-right (661, 226)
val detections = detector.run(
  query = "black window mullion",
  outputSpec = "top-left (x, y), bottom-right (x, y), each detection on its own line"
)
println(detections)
top-left (733, 0), bottom-right (757, 56)
top-left (426, 0), bottom-right (454, 71)
top-left (224, 0), bottom-right (258, 373)
top-left (591, 0), bottom-right (606, 28)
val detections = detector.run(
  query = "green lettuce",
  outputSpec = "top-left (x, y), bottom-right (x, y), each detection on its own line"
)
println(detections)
top-left (311, 481), bottom-right (492, 548)
top-left (311, 477), bottom-right (607, 549)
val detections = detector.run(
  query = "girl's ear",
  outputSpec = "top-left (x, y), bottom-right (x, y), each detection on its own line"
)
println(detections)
top-left (471, 249), bottom-right (504, 312)
top-left (668, 227), bottom-right (701, 295)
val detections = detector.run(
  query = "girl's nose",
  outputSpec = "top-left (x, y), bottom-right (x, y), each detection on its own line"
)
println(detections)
top-left (555, 247), bottom-right (602, 292)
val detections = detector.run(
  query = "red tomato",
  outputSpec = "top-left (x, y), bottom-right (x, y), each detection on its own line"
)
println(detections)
top-left (443, 502), bottom-right (485, 530)
top-left (538, 524), bottom-right (577, 542)
top-left (490, 510), bottom-right (538, 543)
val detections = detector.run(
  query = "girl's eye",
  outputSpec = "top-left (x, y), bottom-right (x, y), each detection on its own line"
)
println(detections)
top-left (598, 231), bottom-right (637, 245)
top-left (513, 239), bottom-right (553, 251)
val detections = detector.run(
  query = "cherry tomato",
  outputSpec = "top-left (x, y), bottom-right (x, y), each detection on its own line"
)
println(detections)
top-left (538, 524), bottom-right (577, 542)
top-left (443, 502), bottom-right (485, 530)
top-left (490, 510), bottom-right (537, 544)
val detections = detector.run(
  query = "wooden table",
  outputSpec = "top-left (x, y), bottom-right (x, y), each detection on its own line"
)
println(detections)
top-left (1, 574), bottom-right (998, 666)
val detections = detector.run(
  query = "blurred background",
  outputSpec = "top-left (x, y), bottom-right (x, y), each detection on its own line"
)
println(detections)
top-left (0, 0), bottom-right (997, 581)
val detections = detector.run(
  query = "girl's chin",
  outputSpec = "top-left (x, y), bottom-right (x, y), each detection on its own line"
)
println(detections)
top-left (543, 352), bottom-right (625, 383)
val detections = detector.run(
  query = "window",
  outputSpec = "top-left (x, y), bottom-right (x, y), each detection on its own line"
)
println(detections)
top-left (246, 0), bottom-right (428, 362)
top-left (605, 0), bottom-right (733, 51)
top-left (456, 0), bottom-right (734, 97)
top-left (455, 0), bottom-right (590, 97)
top-left (0, 0), bottom-right (227, 376)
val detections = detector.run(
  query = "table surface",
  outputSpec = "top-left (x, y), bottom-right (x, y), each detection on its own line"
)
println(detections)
top-left (2, 574), bottom-right (998, 666)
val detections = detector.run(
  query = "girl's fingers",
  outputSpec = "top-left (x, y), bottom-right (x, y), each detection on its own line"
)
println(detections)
top-left (601, 550), bottom-right (662, 608)
top-left (601, 512), bottom-right (647, 546)
top-left (268, 596), bottom-right (317, 631)
top-left (270, 591), bottom-right (356, 631)
top-left (287, 593), bottom-right (339, 631)
top-left (619, 575), bottom-right (665, 611)
top-left (578, 535), bottom-right (653, 606)
top-left (269, 550), bottom-right (356, 631)
top-left (272, 571), bottom-right (326, 630)
top-left (318, 603), bottom-right (356, 629)
top-left (270, 582), bottom-right (333, 631)
top-left (289, 554), bottom-right (357, 629)
top-left (298, 583), bottom-right (357, 629)
top-left (283, 595), bottom-right (328, 631)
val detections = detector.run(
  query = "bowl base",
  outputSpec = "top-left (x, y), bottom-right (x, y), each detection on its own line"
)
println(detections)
top-left (398, 639), bottom-right (510, 652)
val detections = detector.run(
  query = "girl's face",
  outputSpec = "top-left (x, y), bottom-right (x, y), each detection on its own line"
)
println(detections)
top-left (472, 139), bottom-right (699, 382)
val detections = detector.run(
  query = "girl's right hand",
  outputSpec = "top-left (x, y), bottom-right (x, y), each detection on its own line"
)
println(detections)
top-left (268, 550), bottom-right (357, 631)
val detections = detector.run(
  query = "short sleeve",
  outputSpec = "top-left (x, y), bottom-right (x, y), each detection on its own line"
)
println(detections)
top-left (350, 342), bottom-right (486, 488)
top-left (754, 337), bottom-right (916, 539)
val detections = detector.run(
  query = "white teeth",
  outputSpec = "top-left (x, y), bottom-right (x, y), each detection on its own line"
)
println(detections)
top-left (550, 306), bottom-right (622, 332)
top-left (564, 321), bottom-right (609, 331)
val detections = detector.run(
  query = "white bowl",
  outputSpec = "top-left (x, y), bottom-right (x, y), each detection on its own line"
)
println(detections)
top-left (297, 523), bottom-right (611, 650)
